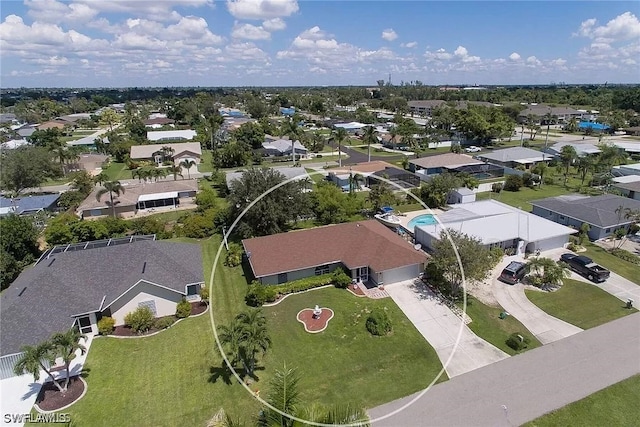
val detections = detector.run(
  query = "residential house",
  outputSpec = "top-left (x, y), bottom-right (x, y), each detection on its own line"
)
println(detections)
top-left (143, 117), bottom-right (175, 129)
top-left (67, 153), bottom-right (109, 175)
top-left (408, 153), bottom-right (482, 175)
top-left (77, 180), bottom-right (198, 219)
top-left (408, 100), bottom-right (447, 116)
top-left (623, 126), bottom-right (640, 136)
top-left (130, 142), bottom-right (201, 174)
top-left (544, 142), bottom-right (601, 158)
top-left (333, 122), bottom-right (368, 134)
top-left (0, 113), bottom-right (17, 124)
top-left (0, 237), bottom-right (203, 379)
top-left (612, 181), bottom-right (640, 201)
top-left (0, 194), bottom-right (60, 217)
top-left (243, 220), bottom-right (427, 285)
top-left (612, 163), bottom-right (640, 177)
top-left (517, 105), bottom-right (585, 124)
top-left (531, 194), bottom-right (640, 240)
top-left (36, 120), bottom-right (69, 131)
top-left (476, 147), bottom-right (548, 170)
top-left (338, 161), bottom-right (421, 189)
top-left (262, 138), bottom-right (308, 158)
top-left (0, 139), bottom-right (30, 150)
top-left (147, 129), bottom-right (197, 142)
top-left (447, 187), bottom-right (476, 204)
top-left (415, 200), bottom-right (576, 255)
top-left (16, 125), bottom-right (37, 138)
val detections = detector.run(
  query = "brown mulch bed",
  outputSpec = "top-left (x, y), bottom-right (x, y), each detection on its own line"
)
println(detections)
top-left (297, 308), bottom-right (334, 333)
top-left (36, 376), bottom-right (84, 411)
top-left (190, 301), bottom-right (208, 315)
top-left (348, 284), bottom-right (366, 296)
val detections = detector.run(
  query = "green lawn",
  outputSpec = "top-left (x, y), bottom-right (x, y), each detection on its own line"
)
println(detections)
top-left (461, 297), bottom-right (542, 355)
top-left (350, 146), bottom-right (403, 157)
top-left (582, 243), bottom-right (640, 286)
top-left (102, 162), bottom-right (132, 181)
top-left (525, 279), bottom-right (637, 329)
top-left (198, 150), bottom-right (213, 173)
top-left (477, 184), bottom-right (579, 212)
top-left (524, 375), bottom-right (640, 427)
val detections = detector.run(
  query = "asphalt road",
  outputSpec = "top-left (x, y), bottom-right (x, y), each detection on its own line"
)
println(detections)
top-left (368, 312), bottom-right (640, 426)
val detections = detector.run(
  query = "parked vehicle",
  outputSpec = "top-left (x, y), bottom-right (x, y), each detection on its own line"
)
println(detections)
top-left (465, 145), bottom-right (482, 153)
top-left (559, 253), bottom-right (610, 283)
top-left (499, 261), bottom-right (527, 284)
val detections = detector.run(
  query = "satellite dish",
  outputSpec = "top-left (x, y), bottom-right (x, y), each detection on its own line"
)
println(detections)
top-left (414, 243), bottom-right (422, 250)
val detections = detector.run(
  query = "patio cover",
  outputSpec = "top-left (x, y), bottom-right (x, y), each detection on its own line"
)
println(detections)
top-left (138, 191), bottom-right (178, 202)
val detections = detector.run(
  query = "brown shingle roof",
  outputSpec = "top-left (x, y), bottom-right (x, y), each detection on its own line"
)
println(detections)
top-left (242, 220), bottom-right (426, 278)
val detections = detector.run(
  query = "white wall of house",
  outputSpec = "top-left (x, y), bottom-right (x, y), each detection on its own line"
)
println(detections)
top-left (174, 152), bottom-right (200, 176)
top-left (108, 281), bottom-right (184, 325)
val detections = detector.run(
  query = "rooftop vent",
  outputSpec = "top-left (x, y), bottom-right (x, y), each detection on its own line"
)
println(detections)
top-left (47, 258), bottom-right (56, 267)
top-left (18, 287), bottom-right (27, 297)
top-left (142, 262), bottom-right (147, 274)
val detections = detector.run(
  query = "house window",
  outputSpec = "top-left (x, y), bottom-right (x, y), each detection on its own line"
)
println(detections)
top-left (76, 316), bottom-right (93, 334)
top-left (138, 300), bottom-right (157, 316)
top-left (186, 284), bottom-right (199, 296)
top-left (605, 228), bottom-right (611, 233)
top-left (559, 215), bottom-right (565, 220)
top-left (315, 265), bottom-right (330, 276)
top-left (277, 273), bottom-right (288, 284)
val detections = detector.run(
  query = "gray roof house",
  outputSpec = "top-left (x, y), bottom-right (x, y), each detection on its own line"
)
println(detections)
top-left (0, 238), bottom-right (204, 377)
top-left (612, 181), bottom-right (640, 201)
top-left (262, 139), bottom-right (308, 157)
top-left (545, 142), bottom-right (601, 158)
top-left (0, 194), bottom-right (60, 217)
top-left (476, 147), bottom-right (548, 169)
top-left (531, 194), bottom-right (640, 240)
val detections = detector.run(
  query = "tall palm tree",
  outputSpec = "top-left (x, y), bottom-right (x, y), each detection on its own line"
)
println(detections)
top-left (180, 159), bottom-right (196, 180)
top-left (218, 318), bottom-right (245, 370)
top-left (559, 145), bottom-right (577, 187)
top-left (96, 180), bottom-right (125, 218)
top-left (362, 126), bottom-right (378, 163)
top-left (348, 172), bottom-right (365, 194)
top-left (167, 165), bottom-right (183, 181)
top-left (236, 310), bottom-right (271, 376)
top-left (151, 167), bottom-right (168, 182)
top-left (50, 328), bottom-right (87, 391)
top-left (93, 171), bottom-right (109, 187)
top-left (332, 127), bottom-right (348, 168)
top-left (14, 341), bottom-right (64, 393)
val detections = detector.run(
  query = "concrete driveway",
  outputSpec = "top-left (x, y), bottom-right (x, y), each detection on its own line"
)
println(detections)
top-left (386, 280), bottom-right (509, 378)
top-left (492, 258), bottom-right (583, 344)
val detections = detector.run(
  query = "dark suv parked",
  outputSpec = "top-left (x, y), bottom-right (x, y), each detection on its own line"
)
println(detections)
top-left (499, 261), bottom-right (527, 284)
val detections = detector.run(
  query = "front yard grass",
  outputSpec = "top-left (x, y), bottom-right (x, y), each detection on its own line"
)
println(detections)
top-left (525, 279), bottom-right (637, 329)
top-left (582, 242), bottom-right (640, 286)
top-left (102, 161), bottom-right (132, 181)
top-left (198, 150), bottom-right (213, 173)
top-left (524, 375), bottom-right (640, 427)
top-left (476, 184), bottom-right (579, 212)
top-left (461, 297), bottom-right (542, 355)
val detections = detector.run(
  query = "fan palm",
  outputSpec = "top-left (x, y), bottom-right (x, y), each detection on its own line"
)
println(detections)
top-left (14, 341), bottom-right (64, 392)
top-left (348, 173), bottom-right (365, 194)
top-left (168, 165), bottom-right (183, 181)
top-left (527, 257), bottom-right (570, 289)
top-left (50, 328), bottom-right (87, 391)
top-left (362, 126), bottom-right (378, 163)
top-left (180, 159), bottom-right (197, 179)
top-left (151, 167), bottom-right (168, 182)
top-left (96, 180), bottom-right (125, 218)
top-left (332, 127), bottom-right (348, 168)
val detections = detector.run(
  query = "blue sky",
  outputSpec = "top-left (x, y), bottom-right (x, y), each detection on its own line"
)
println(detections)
top-left (1, 1), bottom-right (638, 87)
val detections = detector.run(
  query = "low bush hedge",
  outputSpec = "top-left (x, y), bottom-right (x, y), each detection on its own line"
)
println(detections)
top-left (124, 306), bottom-right (155, 333)
top-left (366, 309), bottom-right (393, 336)
top-left (506, 332), bottom-right (530, 351)
top-left (176, 298), bottom-right (192, 318)
top-left (271, 273), bottom-right (335, 295)
top-left (97, 317), bottom-right (115, 335)
top-left (245, 283), bottom-right (277, 307)
top-left (155, 316), bottom-right (176, 330)
top-left (608, 248), bottom-right (640, 265)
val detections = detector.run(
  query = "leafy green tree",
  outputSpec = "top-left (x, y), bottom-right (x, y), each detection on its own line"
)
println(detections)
top-left (228, 168), bottom-right (309, 238)
top-left (213, 142), bottom-right (251, 168)
top-left (236, 310), bottom-right (271, 376)
top-left (504, 174), bottom-right (523, 191)
top-left (0, 146), bottom-right (60, 194)
top-left (576, 155), bottom-right (595, 186)
top-left (14, 341), bottom-right (64, 393)
top-left (45, 213), bottom-right (80, 245)
top-left (429, 229), bottom-right (493, 296)
top-left (531, 162), bottom-right (549, 187)
top-left (70, 220), bottom-right (109, 242)
top-left (50, 328), bottom-right (87, 391)
top-left (96, 180), bottom-right (125, 218)
top-left (416, 172), bottom-right (461, 208)
top-left (247, 99), bottom-right (268, 119)
top-left (27, 128), bottom-right (63, 147)
top-left (0, 215), bottom-right (41, 288)
top-left (127, 117), bottom-right (147, 143)
top-left (234, 122), bottom-right (265, 149)
top-left (69, 171), bottom-right (95, 195)
top-left (367, 180), bottom-right (397, 211)
top-left (99, 108), bottom-right (119, 131)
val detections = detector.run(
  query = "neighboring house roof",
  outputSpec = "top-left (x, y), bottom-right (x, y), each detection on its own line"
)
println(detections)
top-left (340, 161), bottom-right (400, 174)
top-left (147, 129), bottom-right (197, 141)
top-left (0, 139), bottom-right (30, 150)
top-left (130, 142), bottom-right (202, 160)
top-left (225, 167), bottom-right (310, 188)
top-left (334, 122), bottom-right (368, 130)
top-left (243, 220), bottom-right (426, 278)
top-left (37, 120), bottom-right (68, 130)
top-left (143, 117), bottom-right (175, 126)
top-left (530, 194), bottom-right (640, 228)
top-left (612, 142), bottom-right (640, 153)
top-left (262, 139), bottom-right (307, 154)
top-left (547, 142), bottom-right (601, 156)
top-left (17, 126), bottom-right (36, 137)
top-left (518, 105), bottom-right (582, 117)
top-left (77, 180), bottom-right (198, 212)
top-left (612, 175), bottom-right (640, 184)
top-left (0, 194), bottom-right (60, 215)
top-left (58, 114), bottom-right (91, 123)
top-left (613, 181), bottom-right (640, 193)
top-left (408, 100), bottom-right (446, 109)
top-left (612, 163), bottom-right (640, 176)
top-left (75, 153), bottom-right (109, 165)
top-left (477, 147), bottom-right (547, 164)
top-left (417, 200), bottom-right (576, 245)
top-left (409, 153), bottom-right (482, 169)
top-left (0, 240), bottom-right (203, 356)
top-left (0, 113), bottom-right (17, 123)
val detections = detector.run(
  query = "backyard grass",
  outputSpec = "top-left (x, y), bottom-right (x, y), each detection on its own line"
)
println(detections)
top-left (524, 375), bottom-right (640, 427)
top-left (198, 150), bottom-right (213, 173)
top-left (102, 161), bottom-right (132, 181)
top-left (476, 182), bottom-right (582, 212)
top-left (460, 297), bottom-right (542, 355)
top-left (582, 242), bottom-right (640, 286)
top-left (525, 279), bottom-right (637, 329)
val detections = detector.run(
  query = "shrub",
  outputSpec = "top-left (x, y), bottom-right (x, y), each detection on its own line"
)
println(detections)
top-left (506, 332), bottom-right (530, 351)
top-left (489, 246), bottom-right (504, 266)
top-left (608, 248), bottom-right (640, 265)
top-left (176, 298), bottom-right (192, 318)
top-left (155, 316), bottom-right (176, 330)
top-left (245, 283), bottom-right (268, 307)
top-left (180, 209), bottom-right (216, 239)
top-left (630, 223), bottom-right (640, 234)
top-left (569, 235), bottom-right (580, 245)
top-left (225, 243), bottom-right (243, 267)
top-left (504, 175), bottom-right (523, 191)
top-left (199, 286), bottom-right (210, 305)
top-left (567, 242), bottom-right (578, 252)
top-left (97, 317), bottom-right (115, 335)
top-left (366, 309), bottom-right (393, 336)
top-left (271, 273), bottom-right (334, 295)
top-left (332, 268), bottom-right (352, 289)
top-left (491, 182), bottom-right (503, 193)
top-left (124, 306), bottom-right (155, 333)
top-left (543, 176), bottom-right (556, 186)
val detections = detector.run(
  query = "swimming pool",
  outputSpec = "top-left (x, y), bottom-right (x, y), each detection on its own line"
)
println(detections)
top-left (406, 214), bottom-right (437, 232)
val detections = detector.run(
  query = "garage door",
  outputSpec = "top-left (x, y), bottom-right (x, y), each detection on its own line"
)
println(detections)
top-left (535, 236), bottom-right (569, 252)
top-left (382, 264), bottom-right (422, 285)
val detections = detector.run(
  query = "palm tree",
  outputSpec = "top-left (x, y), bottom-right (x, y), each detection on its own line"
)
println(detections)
top-left (96, 180), bottom-right (125, 218)
top-left (180, 159), bottom-right (196, 180)
top-left (93, 171), bottom-right (109, 187)
top-left (167, 165), bottom-right (183, 181)
top-left (531, 162), bottom-right (548, 188)
top-left (332, 127), bottom-right (348, 168)
top-left (576, 155), bottom-right (595, 186)
top-left (50, 328), bottom-right (87, 391)
top-left (14, 341), bottom-right (64, 393)
top-left (160, 146), bottom-right (175, 163)
top-left (559, 145), bottom-right (577, 187)
top-left (151, 167), bottom-right (168, 182)
top-left (528, 257), bottom-right (570, 289)
top-left (348, 172), bottom-right (365, 194)
top-left (362, 126), bottom-right (378, 163)
top-left (218, 318), bottom-right (245, 370)
top-left (236, 310), bottom-right (271, 376)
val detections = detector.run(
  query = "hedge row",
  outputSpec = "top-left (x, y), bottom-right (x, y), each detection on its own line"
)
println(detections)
top-left (270, 273), bottom-right (335, 295)
top-left (608, 248), bottom-right (640, 265)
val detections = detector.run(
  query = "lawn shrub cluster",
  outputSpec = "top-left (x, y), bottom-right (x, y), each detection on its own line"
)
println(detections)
top-left (124, 306), bottom-right (155, 333)
top-left (504, 175), bottom-right (523, 191)
top-left (155, 316), bottom-right (176, 330)
top-left (245, 271), bottom-right (350, 306)
top-left (491, 182), bottom-right (503, 193)
top-left (176, 298), bottom-right (192, 318)
top-left (366, 309), bottom-right (393, 336)
top-left (225, 243), bottom-right (243, 267)
top-left (608, 248), bottom-right (640, 265)
top-left (245, 283), bottom-right (277, 307)
top-left (332, 268), bottom-right (352, 288)
top-left (506, 332), bottom-right (530, 351)
top-left (271, 273), bottom-right (334, 295)
top-left (97, 317), bottom-right (115, 335)
top-left (199, 287), bottom-right (210, 305)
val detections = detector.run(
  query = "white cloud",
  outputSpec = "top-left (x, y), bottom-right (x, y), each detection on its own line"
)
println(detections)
top-left (224, 42), bottom-right (269, 61)
top-left (526, 56), bottom-right (541, 66)
top-left (401, 41), bottom-right (417, 48)
top-left (575, 12), bottom-right (640, 41)
top-left (381, 28), bottom-right (398, 41)
top-left (227, 0), bottom-right (299, 20)
top-left (262, 18), bottom-right (286, 31)
top-left (509, 52), bottom-right (521, 61)
top-left (231, 22), bottom-right (271, 40)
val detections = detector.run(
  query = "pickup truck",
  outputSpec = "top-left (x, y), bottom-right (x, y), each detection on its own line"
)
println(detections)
top-left (559, 253), bottom-right (610, 283)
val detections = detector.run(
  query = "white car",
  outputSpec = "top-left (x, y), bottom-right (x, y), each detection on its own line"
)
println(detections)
top-left (465, 146), bottom-right (481, 153)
